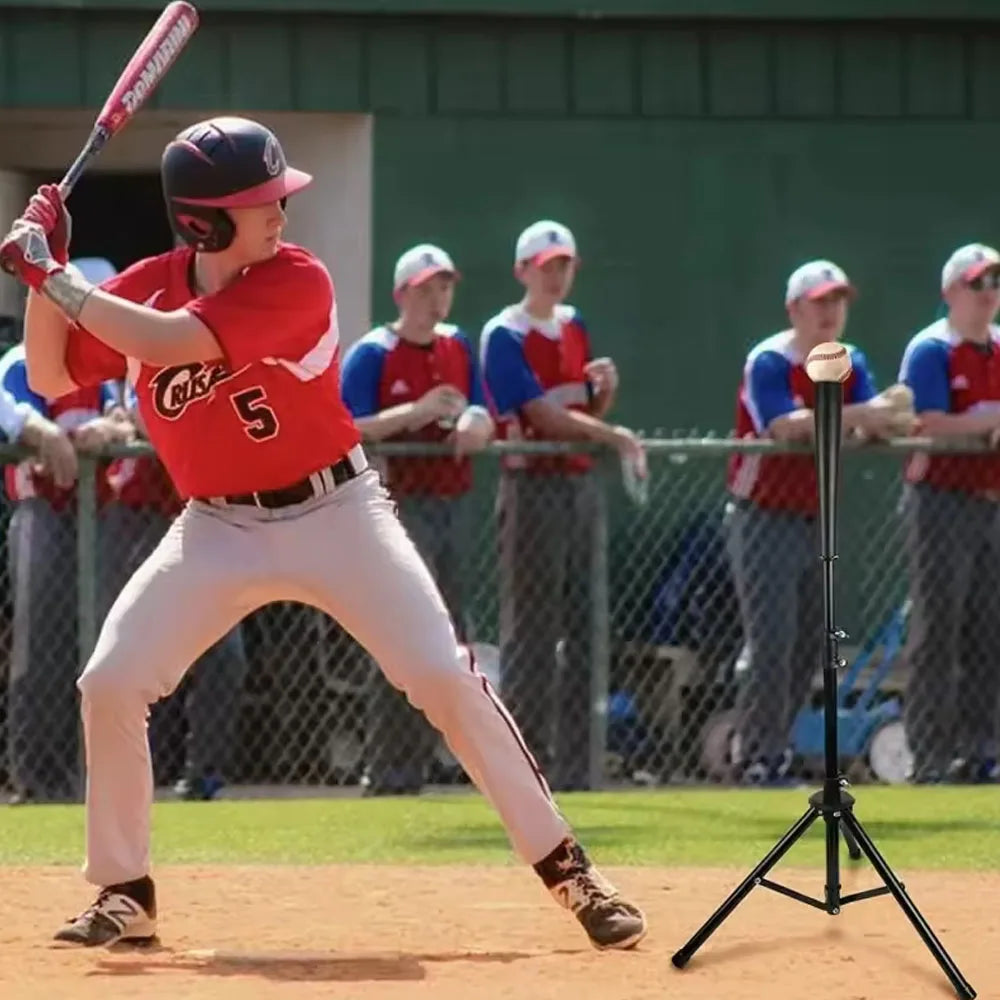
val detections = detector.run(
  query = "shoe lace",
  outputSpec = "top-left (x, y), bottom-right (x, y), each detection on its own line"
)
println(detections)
top-left (562, 866), bottom-right (621, 912)
top-left (69, 888), bottom-right (113, 923)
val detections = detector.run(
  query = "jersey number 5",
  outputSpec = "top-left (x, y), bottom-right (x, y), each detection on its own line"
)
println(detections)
top-left (231, 387), bottom-right (279, 442)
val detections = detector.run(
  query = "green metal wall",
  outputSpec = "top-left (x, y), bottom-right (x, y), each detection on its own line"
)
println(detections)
top-left (362, 18), bottom-right (1000, 431)
top-left (4, 1), bottom-right (998, 20)
top-left (2, 9), bottom-right (1000, 428)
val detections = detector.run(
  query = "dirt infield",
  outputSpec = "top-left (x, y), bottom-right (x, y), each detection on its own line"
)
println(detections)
top-left (0, 865), bottom-right (993, 1000)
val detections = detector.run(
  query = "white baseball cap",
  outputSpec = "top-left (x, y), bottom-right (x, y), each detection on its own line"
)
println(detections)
top-left (941, 243), bottom-right (1000, 290)
top-left (392, 243), bottom-right (458, 293)
top-left (785, 260), bottom-right (854, 305)
top-left (515, 220), bottom-right (577, 267)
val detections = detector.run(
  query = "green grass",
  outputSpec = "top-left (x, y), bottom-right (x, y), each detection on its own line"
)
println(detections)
top-left (1, 787), bottom-right (997, 870)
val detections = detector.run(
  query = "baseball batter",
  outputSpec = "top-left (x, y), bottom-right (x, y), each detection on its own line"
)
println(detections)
top-left (0, 117), bottom-right (646, 951)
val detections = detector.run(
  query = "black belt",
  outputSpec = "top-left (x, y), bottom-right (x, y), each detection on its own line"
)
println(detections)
top-left (220, 456), bottom-right (360, 509)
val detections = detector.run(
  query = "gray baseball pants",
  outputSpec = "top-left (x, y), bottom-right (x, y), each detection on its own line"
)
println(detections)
top-left (497, 470), bottom-right (604, 791)
top-left (726, 500), bottom-right (822, 766)
top-left (6, 498), bottom-right (81, 800)
top-left (901, 483), bottom-right (1000, 778)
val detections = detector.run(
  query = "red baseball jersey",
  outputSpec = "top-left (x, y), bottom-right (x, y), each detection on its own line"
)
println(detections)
top-left (480, 304), bottom-right (594, 475)
top-left (339, 323), bottom-right (484, 497)
top-left (899, 318), bottom-right (1000, 493)
top-left (727, 330), bottom-right (876, 514)
top-left (63, 243), bottom-right (361, 499)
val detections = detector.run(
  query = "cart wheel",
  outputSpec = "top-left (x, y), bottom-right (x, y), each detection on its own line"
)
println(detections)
top-left (699, 709), bottom-right (740, 782)
top-left (867, 719), bottom-right (913, 784)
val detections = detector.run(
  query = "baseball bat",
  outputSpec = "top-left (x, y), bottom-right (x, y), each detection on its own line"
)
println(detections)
top-left (59, 1), bottom-right (200, 199)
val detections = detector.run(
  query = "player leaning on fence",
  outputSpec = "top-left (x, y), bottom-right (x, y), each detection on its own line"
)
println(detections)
top-left (1, 260), bottom-right (134, 805)
top-left (725, 260), bottom-right (906, 785)
top-left (898, 242), bottom-right (1000, 785)
top-left (480, 220), bottom-right (646, 792)
top-left (340, 243), bottom-right (493, 796)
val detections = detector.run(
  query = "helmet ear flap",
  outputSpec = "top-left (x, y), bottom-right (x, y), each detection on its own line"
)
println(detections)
top-left (169, 203), bottom-right (235, 253)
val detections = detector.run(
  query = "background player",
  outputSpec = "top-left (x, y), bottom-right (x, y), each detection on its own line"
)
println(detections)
top-left (1, 256), bottom-right (131, 805)
top-left (340, 242), bottom-right (493, 795)
top-left (0, 117), bottom-right (646, 952)
top-left (725, 259), bottom-right (903, 784)
top-left (898, 242), bottom-right (1000, 784)
top-left (480, 220), bottom-right (645, 791)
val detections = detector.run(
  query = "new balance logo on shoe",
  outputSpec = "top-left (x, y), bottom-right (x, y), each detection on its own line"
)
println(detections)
top-left (53, 882), bottom-right (157, 948)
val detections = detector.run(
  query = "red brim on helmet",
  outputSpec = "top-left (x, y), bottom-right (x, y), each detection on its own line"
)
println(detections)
top-left (173, 166), bottom-right (313, 208)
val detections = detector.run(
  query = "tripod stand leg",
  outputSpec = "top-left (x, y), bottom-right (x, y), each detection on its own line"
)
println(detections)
top-left (840, 820), bottom-right (862, 861)
top-left (840, 810), bottom-right (976, 999)
top-left (672, 807), bottom-right (819, 969)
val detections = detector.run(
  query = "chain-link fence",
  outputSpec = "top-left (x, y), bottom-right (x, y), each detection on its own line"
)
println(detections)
top-left (1, 435), bottom-right (999, 802)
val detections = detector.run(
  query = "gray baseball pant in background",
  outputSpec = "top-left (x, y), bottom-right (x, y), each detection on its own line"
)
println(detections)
top-left (726, 500), bottom-right (822, 767)
top-left (6, 498), bottom-right (81, 800)
top-left (98, 503), bottom-right (249, 786)
top-left (901, 483), bottom-right (1000, 779)
top-left (497, 471), bottom-right (603, 791)
top-left (364, 493), bottom-right (470, 791)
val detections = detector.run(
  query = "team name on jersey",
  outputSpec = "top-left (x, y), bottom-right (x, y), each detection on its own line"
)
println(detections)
top-left (150, 362), bottom-right (249, 421)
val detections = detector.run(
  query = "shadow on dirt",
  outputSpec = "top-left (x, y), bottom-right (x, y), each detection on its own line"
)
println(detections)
top-left (86, 945), bottom-right (585, 983)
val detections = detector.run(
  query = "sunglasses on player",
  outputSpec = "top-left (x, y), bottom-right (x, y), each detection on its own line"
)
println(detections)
top-left (966, 270), bottom-right (1000, 291)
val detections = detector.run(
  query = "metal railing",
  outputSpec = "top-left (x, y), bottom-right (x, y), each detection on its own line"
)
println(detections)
top-left (2, 433), bottom-right (998, 802)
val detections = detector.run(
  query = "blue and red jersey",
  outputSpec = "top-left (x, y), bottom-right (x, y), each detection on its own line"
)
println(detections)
top-left (480, 304), bottom-right (594, 475)
top-left (899, 318), bottom-right (1000, 493)
top-left (727, 330), bottom-right (877, 513)
top-left (0, 344), bottom-right (116, 510)
top-left (340, 323), bottom-right (484, 496)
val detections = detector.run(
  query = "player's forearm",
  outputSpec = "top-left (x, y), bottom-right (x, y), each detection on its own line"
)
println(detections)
top-left (75, 291), bottom-right (222, 367)
top-left (24, 289), bottom-right (77, 398)
top-left (39, 269), bottom-right (221, 367)
top-left (353, 404), bottom-right (425, 440)
top-left (771, 403), bottom-right (873, 441)
top-left (89, 415), bottom-right (138, 445)
top-left (521, 398), bottom-right (622, 446)
top-left (918, 409), bottom-right (1000, 438)
top-left (767, 409), bottom-right (815, 442)
top-left (17, 409), bottom-right (59, 450)
top-left (842, 402), bottom-right (879, 434)
top-left (590, 387), bottom-right (615, 418)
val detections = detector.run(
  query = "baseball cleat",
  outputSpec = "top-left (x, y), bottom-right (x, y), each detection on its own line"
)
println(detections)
top-left (536, 838), bottom-right (648, 951)
top-left (53, 876), bottom-right (157, 947)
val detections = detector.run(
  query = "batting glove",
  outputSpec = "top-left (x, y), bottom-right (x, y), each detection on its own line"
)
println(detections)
top-left (0, 220), bottom-right (93, 321)
top-left (21, 184), bottom-right (71, 265)
top-left (0, 220), bottom-right (65, 291)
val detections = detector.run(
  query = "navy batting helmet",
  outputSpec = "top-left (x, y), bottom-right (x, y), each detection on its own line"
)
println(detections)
top-left (161, 116), bottom-right (312, 253)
